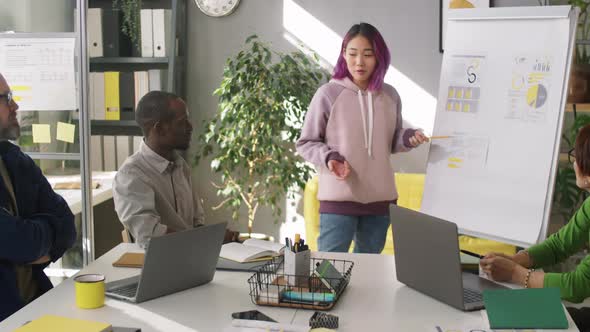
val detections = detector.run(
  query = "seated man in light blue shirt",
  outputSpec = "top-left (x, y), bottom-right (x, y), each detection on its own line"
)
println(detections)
top-left (113, 91), bottom-right (237, 246)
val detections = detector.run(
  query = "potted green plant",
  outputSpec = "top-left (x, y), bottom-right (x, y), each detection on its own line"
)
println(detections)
top-left (195, 35), bottom-right (329, 236)
top-left (112, 0), bottom-right (141, 49)
top-left (567, 0), bottom-right (590, 103)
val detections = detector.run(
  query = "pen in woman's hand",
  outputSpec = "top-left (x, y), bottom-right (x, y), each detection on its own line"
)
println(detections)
top-left (460, 249), bottom-right (484, 259)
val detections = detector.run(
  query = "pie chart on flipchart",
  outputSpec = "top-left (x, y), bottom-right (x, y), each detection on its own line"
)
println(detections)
top-left (526, 84), bottom-right (548, 109)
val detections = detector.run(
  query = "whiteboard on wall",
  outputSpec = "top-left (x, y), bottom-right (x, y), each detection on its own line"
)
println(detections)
top-left (421, 6), bottom-right (577, 248)
top-left (0, 33), bottom-right (76, 111)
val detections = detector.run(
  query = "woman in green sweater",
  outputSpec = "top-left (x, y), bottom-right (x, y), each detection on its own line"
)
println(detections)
top-left (481, 124), bottom-right (590, 330)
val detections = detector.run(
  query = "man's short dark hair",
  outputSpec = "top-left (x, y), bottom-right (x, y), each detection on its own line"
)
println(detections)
top-left (135, 90), bottom-right (180, 136)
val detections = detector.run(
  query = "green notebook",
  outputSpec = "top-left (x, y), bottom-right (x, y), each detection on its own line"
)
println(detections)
top-left (483, 288), bottom-right (568, 329)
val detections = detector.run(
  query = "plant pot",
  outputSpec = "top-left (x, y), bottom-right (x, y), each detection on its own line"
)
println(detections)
top-left (567, 63), bottom-right (590, 104)
top-left (238, 232), bottom-right (275, 242)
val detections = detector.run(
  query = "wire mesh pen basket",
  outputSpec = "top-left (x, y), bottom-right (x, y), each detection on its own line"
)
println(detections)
top-left (247, 257), bottom-right (354, 310)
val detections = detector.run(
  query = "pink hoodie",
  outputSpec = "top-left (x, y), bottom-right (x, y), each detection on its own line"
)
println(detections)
top-left (296, 77), bottom-right (416, 216)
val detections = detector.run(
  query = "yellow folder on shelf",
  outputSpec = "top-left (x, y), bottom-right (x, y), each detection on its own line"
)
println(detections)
top-left (104, 71), bottom-right (120, 121)
top-left (13, 314), bottom-right (112, 332)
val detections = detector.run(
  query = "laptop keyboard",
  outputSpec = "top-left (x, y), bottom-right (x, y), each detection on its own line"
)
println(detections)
top-left (463, 288), bottom-right (483, 304)
top-left (109, 283), bottom-right (139, 298)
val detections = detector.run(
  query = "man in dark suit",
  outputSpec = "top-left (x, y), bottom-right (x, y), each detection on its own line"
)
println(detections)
top-left (0, 73), bottom-right (76, 321)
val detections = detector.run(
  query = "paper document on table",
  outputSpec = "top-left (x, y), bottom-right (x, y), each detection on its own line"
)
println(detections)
top-left (227, 319), bottom-right (309, 332)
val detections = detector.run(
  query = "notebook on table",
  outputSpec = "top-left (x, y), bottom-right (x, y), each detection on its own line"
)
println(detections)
top-left (219, 238), bottom-right (285, 263)
top-left (112, 252), bottom-right (144, 268)
top-left (483, 288), bottom-right (568, 329)
top-left (112, 251), bottom-right (283, 272)
top-left (217, 255), bottom-right (283, 272)
top-left (13, 315), bottom-right (111, 332)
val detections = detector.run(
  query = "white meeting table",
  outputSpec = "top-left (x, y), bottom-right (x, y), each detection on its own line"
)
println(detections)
top-left (48, 171), bottom-right (116, 215)
top-left (0, 243), bottom-right (580, 331)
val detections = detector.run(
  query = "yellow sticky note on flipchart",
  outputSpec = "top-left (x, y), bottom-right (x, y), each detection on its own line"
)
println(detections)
top-left (465, 88), bottom-right (472, 99)
top-left (32, 124), bottom-right (51, 144)
top-left (56, 122), bottom-right (76, 143)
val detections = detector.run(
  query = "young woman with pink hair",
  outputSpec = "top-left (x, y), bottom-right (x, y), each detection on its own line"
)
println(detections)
top-left (297, 22), bottom-right (428, 253)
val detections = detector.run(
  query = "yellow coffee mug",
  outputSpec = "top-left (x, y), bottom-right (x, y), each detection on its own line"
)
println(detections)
top-left (74, 274), bottom-right (105, 309)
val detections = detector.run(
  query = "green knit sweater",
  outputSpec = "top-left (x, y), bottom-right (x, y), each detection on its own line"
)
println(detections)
top-left (528, 197), bottom-right (590, 303)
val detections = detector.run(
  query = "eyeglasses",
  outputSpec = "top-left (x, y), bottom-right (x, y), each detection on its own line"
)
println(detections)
top-left (0, 91), bottom-right (13, 106)
top-left (568, 148), bottom-right (576, 163)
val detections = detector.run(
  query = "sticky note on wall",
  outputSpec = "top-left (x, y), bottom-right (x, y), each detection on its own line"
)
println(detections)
top-left (56, 122), bottom-right (76, 143)
top-left (32, 124), bottom-right (51, 143)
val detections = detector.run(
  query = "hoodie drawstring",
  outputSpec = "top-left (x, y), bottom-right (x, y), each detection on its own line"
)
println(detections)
top-left (357, 91), bottom-right (368, 149)
top-left (367, 91), bottom-right (373, 158)
top-left (357, 90), bottom-right (374, 157)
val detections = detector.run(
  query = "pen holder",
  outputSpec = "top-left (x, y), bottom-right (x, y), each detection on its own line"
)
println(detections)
top-left (284, 249), bottom-right (310, 287)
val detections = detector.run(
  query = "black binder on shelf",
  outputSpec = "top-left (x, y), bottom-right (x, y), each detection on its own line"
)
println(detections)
top-left (119, 72), bottom-right (135, 120)
top-left (102, 9), bottom-right (133, 57)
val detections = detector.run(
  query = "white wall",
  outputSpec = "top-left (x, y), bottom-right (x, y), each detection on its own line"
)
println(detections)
top-left (187, 0), bottom-right (542, 238)
top-left (10, 0), bottom-right (547, 240)
top-left (0, 0), bottom-right (74, 32)
top-left (0, 0), bottom-right (552, 240)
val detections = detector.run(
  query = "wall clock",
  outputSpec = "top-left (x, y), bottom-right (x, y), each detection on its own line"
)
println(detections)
top-left (195, 0), bottom-right (240, 17)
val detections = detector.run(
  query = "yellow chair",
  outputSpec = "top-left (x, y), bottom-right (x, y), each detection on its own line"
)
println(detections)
top-left (303, 173), bottom-right (515, 256)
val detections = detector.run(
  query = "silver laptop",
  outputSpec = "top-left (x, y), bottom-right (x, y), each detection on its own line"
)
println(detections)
top-left (106, 222), bottom-right (227, 303)
top-left (390, 205), bottom-right (507, 311)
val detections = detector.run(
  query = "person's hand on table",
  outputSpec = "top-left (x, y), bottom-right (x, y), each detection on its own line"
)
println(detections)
top-left (480, 253), bottom-right (526, 282)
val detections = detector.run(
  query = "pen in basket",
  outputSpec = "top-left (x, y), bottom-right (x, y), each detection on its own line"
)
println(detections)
top-left (286, 234), bottom-right (308, 253)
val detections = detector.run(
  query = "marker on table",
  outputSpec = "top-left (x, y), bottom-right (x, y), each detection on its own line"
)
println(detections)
top-left (460, 249), bottom-right (484, 259)
top-left (429, 135), bottom-right (452, 140)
